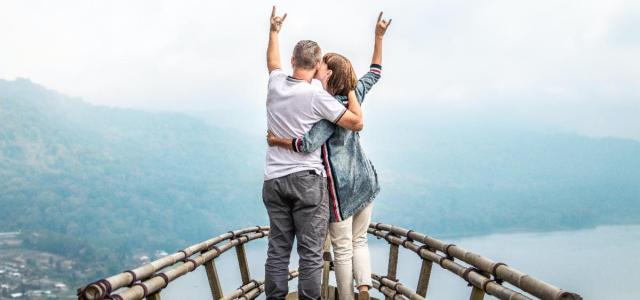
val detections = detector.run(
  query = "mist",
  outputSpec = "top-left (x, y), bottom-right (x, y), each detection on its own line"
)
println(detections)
top-left (1, 0), bottom-right (639, 140)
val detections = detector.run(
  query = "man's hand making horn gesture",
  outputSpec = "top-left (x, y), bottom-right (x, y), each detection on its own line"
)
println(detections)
top-left (267, 6), bottom-right (287, 72)
top-left (270, 6), bottom-right (287, 33)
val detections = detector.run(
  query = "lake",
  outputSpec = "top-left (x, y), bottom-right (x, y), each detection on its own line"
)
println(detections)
top-left (161, 224), bottom-right (640, 300)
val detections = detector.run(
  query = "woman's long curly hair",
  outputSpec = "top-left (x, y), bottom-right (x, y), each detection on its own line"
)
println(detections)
top-left (323, 53), bottom-right (357, 96)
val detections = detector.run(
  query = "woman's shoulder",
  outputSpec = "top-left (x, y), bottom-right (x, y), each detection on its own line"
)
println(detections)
top-left (334, 95), bottom-right (348, 104)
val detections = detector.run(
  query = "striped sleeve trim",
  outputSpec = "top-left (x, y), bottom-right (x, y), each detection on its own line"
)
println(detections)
top-left (369, 64), bottom-right (382, 74)
top-left (332, 107), bottom-right (348, 124)
top-left (291, 138), bottom-right (303, 152)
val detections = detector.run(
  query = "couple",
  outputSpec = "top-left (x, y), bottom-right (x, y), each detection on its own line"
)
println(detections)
top-left (262, 6), bottom-right (391, 300)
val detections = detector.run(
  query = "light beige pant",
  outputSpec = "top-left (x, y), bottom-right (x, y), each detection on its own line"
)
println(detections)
top-left (329, 203), bottom-right (373, 300)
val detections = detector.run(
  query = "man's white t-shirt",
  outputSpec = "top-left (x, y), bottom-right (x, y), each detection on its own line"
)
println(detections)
top-left (264, 69), bottom-right (347, 180)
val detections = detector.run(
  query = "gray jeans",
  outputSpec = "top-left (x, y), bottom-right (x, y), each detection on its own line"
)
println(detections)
top-left (262, 170), bottom-right (330, 300)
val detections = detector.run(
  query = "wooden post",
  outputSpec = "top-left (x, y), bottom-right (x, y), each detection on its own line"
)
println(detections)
top-left (236, 244), bottom-right (251, 285)
top-left (321, 234), bottom-right (332, 300)
top-left (385, 243), bottom-right (399, 300)
top-left (204, 259), bottom-right (224, 299)
top-left (146, 293), bottom-right (161, 300)
top-left (469, 286), bottom-right (485, 300)
top-left (415, 257), bottom-right (433, 297)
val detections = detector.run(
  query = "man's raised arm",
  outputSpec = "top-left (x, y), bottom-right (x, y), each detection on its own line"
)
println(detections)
top-left (267, 6), bottom-right (287, 73)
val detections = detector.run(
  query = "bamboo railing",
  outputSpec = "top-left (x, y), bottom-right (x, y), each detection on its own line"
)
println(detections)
top-left (77, 223), bottom-right (582, 300)
top-left (368, 223), bottom-right (582, 300)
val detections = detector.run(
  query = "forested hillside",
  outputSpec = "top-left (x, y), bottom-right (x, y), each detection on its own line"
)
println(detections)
top-left (0, 79), bottom-right (266, 280)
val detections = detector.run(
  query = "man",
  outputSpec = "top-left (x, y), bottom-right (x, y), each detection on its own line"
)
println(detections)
top-left (263, 6), bottom-right (365, 300)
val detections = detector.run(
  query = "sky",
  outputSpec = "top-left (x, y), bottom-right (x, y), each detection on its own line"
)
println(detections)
top-left (1, 0), bottom-right (639, 139)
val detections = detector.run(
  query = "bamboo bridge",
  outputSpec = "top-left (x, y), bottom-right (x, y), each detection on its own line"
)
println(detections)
top-left (77, 223), bottom-right (582, 300)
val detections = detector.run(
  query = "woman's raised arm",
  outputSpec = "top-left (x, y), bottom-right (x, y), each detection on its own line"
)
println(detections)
top-left (372, 11), bottom-right (392, 66)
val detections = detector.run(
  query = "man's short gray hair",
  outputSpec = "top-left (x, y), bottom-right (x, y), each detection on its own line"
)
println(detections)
top-left (293, 40), bottom-right (322, 70)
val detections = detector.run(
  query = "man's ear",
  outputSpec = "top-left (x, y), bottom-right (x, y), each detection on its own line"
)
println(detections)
top-left (291, 56), bottom-right (296, 68)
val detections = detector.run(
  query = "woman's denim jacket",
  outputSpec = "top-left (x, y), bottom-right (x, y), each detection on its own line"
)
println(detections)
top-left (291, 64), bottom-right (382, 222)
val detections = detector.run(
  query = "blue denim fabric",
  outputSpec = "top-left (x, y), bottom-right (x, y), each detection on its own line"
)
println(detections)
top-left (292, 66), bottom-right (381, 222)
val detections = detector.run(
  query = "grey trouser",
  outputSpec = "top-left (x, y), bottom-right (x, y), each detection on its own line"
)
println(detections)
top-left (263, 170), bottom-right (330, 300)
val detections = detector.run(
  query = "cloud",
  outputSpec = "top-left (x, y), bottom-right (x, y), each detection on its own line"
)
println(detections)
top-left (0, 0), bottom-right (638, 139)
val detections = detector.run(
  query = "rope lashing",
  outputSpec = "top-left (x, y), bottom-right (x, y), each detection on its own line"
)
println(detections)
top-left (437, 255), bottom-right (448, 268)
top-left (491, 262), bottom-right (508, 284)
top-left (405, 230), bottom-right (414, 242)
top-left (248, 279), bottom-right (260, 288)
top-left (131, 282), bottom-right (148, 298)
top-left (153, 273), bottom-right (170, 289)
top-left (482, 279), bottom-right (499, 293)
top-left (100, 279), bottom-right (112, 295)
top-left (124, 270), bottom-right (138, 284)
top-left (463, 267), bottom-right (481, 286)
top-left (392, 280), bottom-right (403, 291)
top-left (416, 244), bottom-right (432, 257)
top-left (443, 243), bottom-right (456, 261)
top-left (209, 244), bottom-right (221, 254)
top-left (181, 258), bottom-right (198, 270)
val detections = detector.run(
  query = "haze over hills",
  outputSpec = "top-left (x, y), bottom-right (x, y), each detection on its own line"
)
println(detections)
top-left (1, 78), bottom-right (639, 283)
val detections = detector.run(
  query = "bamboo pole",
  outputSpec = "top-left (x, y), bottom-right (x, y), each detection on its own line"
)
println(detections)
top-left (236, 243), bottom-right (251, 285)
top-left (387, 243), bottom-right (399, 280)
top-left (469, 287), bottom-right (484, 300)
top-left (203, 259), bottom-right (224, 300)
top-left (145, 293), bottom-right (161, 300)
top-left (385, 240), bottom-right (400, 300)
top-left (415, 257), bottom-right (433, 297)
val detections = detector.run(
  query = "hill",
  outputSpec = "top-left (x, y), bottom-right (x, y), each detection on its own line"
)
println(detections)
top-left (0, 78), bottom-right (266, 281)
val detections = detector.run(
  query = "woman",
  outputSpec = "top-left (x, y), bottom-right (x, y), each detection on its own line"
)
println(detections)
top-left (267, 12), bottom-right (392, 300)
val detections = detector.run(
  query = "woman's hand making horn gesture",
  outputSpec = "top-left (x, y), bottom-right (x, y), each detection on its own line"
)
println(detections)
top-left (375, 11), bottom-right (392, 38)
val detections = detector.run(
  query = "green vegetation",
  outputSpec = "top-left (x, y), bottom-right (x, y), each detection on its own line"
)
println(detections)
top-left (0, 78), bottom-right (266, 284)
top-left (1, 78), bottom-right (639, 285)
